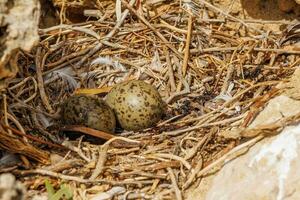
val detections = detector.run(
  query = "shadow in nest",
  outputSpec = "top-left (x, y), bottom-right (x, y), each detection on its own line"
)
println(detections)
top-left (241, 0), bottom-right (300, 20)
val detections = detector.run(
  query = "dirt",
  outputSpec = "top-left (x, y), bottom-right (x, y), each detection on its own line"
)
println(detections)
top-left (241, 0), bottom-right (300, 20)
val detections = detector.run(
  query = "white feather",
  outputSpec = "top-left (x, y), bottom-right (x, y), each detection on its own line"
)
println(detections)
top-left (91, 56), bottom-right (114, 66)
top-left (37, 113), bottom-right (53, 128)
top-left (80, 70), bottom-right (100, 79)
top-left (91, 56), bottom-right (126, 71)
top-left (45, 68), bottom-right (79, 90)
top-left (149, 50), bottom-right (163, 72)
top-left (181, 0), bottom-right (200, 14)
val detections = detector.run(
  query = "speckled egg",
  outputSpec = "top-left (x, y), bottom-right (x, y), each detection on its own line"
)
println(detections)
top-left (105, 80), bottom-right (166, 131)
top-left (61, 94), bottom-right (116, 133)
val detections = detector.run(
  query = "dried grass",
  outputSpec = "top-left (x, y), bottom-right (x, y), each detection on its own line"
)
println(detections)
top-left (1, 0), bottom-right (300, 199)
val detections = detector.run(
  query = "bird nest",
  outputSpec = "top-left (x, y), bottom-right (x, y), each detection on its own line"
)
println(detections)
top-left (1, 0), bottom-right (300, 199)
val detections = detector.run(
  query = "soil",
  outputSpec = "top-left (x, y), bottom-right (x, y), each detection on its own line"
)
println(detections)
top-left (241, 0), bottom-right (300, 20)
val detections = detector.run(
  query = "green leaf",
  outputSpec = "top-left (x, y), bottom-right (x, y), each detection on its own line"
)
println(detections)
top-left (45, 179), bottom-right (73, 200)
top-left (49, 184), bottom-right (73, 200)
top-left (45, 179), bottom-right (55, 198)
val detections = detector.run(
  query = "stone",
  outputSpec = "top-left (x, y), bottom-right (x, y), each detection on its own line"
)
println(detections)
top-left (187, 68), bottom-right (300, 200)
top-left (206, 123), bottom-right (300, 200)
top-left (0, 173), bottom-right (26, 200)
top-left (0, 0), bottom-right (40, 89)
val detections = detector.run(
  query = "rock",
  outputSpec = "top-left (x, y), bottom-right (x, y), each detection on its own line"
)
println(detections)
top-left (206, 123), bottom-right (300, 200)
top-left (186, 176), bottom-right (214, 200)
top-left (0, 0), bottom-right (40, 89)
top-left (278, 0), bottom-right (297, 12)
top-left (187, 94), bottom-right (300, 200)
top-left (248, 95), bottom-right (300, 128)
top-left (187, 68), bottom-right (300, 200)
top-left (0, 173), bottom-right (26, 200)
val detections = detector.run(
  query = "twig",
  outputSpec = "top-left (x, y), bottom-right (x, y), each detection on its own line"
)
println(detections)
top-left (163, 47), bottom-right (176, 91)
top-left (8, 76), bottom-right (38, 103)
top-left (149, 153), bottom-right (191, 170)
top-left (109, 147), bottom-right (140, 155)
top-left (121, 0), bottom-right (183, 59)
top-left (3, 124), bottom-right (64, 149)
top-left (190, 0), bottom-right (264, 34)
top-left (89, 144), bottom-right (109, 180)
top-left (220, 64), bottom-right (235, 95)
top-left (41, 24), bottom-right (101, 39)
top-left (164, 108), bottom-right (231, 136)
top-left (177, 14), bottom-right (193, 92)
top-left (197, 135), bottom-right (264, 177)
top-left (183, 128), bottom-right (216, 160)
top-left (190, 47), bottom-right (300, 54)
top-left (45, 48), bottom-right (89, 69)
top-left (167, 167), bottom-right (182, 200)
top-left (2, 94), bottom-right (12, 135)
top-left (19, 169), bottom-right (155, 186)
top-left (182, 156), bottom-right (203, 190)
top-left (174, 81), bottom-right (279, 125)
top-left (44, 158), bottom-right (83, 172)
top-left (0, 128), bottom-right (49, 164)
top-left (100, 40), bottom-right (148, 57)
top-left (165, 79), bottom-right (190, 104)
top-left (76, 0), bottom-right (137, 67)
top-left (61, 125), bottom-right (115, 140)
top-left (35, 47), bottom-right (54, 113)
top-left (121, 171), bottom-right (167, 180)
top-left (61, 141), bottom-right (91, 162)
top-left (6, 113), bottom-right (27, 141)
top-left (157, 114), bottom-right (183, 127)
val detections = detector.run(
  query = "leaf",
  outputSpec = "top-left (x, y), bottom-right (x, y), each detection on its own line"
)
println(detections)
top-left (74, 87), bottom-right (112, 95)
top-left (45, 179), bottom-right (73, 200)
top-left (45, 179), bottom-right (55, 198)
top-left (49, 184), bottom-right (73, 200)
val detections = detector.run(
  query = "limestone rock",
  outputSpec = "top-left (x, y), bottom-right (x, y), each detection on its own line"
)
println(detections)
top-left (187, 67), bottom-right (300, 200)
top-left (0, 173), bottom-right (26, 200)
top-left (206, 123), bottom-right (300, 200)
top-left (0, 0), bottom-right (40, 89)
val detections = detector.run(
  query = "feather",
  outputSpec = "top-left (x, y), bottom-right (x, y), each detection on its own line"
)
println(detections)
top-left (80, 70), bottom-right (100, 79)
top-left (181, 0), bottom-right (200, 14)
top-left (91, 56), bottom-right (126, 71)
top-left (37, 112), bottom-right (53, 128)
top-left (91, 56), bottom-right (114, 66)
top-left (45, 67), bottom-right (79, 90)
top-left (149, 50), bottom-right (163, 72)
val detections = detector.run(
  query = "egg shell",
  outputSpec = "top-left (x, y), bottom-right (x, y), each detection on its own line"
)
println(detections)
top-left (105, 80), bottom-right (166, 131)
top-left (61, 94), bottom-right (116, 133)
